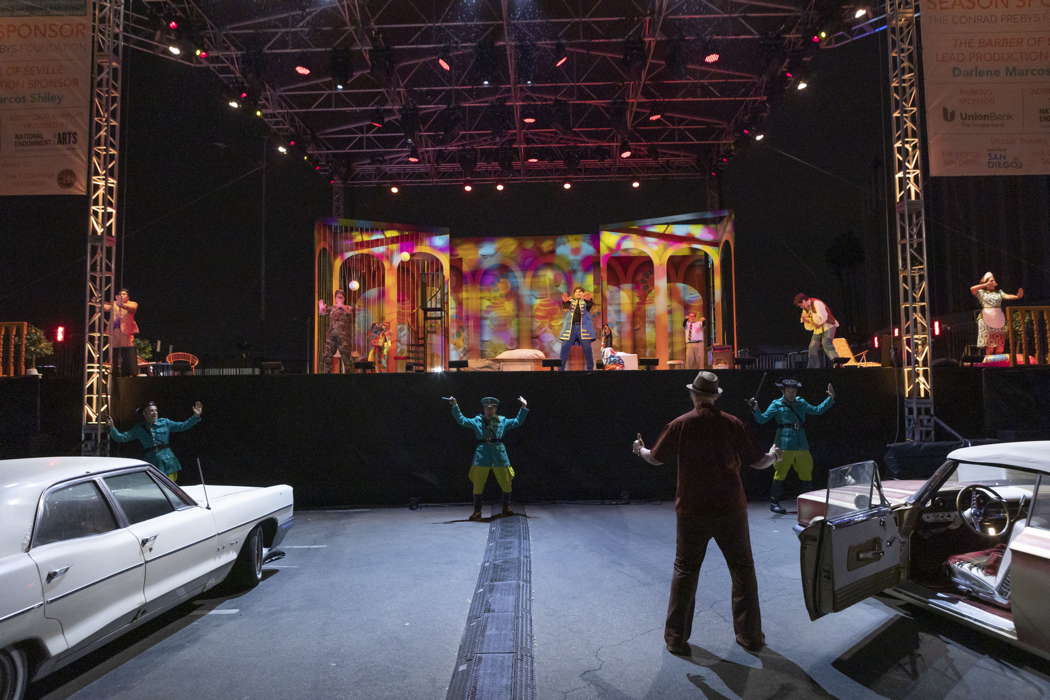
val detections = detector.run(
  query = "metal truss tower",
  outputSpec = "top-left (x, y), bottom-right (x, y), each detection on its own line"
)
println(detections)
top-left (886, 0), bottom-right (934, 442)
top-left (82, 0), bottom-right (126, 455)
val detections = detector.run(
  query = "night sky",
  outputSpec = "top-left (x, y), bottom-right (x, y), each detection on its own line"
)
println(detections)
top-left (2, 32), bottom-right (1046, 370)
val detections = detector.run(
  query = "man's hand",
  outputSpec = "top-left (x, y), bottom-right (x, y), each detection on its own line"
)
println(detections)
top-left (192, 401), bottom-right (203, 416)
top-left (827, 383), bottom-right (835, 399)
top-left (1017, 287), bottom-right (1025, 299)
top-left (518, 396), bottom-right (527, 407)
top-left (442, 395), bottom-right (457, 405)
top-left (747, 397), bottom-right (759, 411)
top-left (582, 292), bottom-right (593, 301)
top-left (561, 292), bottom-right (570, 302)
top-left (632, 433), bottom-right (645, 456)
top-left (319, 299), bottom-right (327, 313)
top-left (770, 445), bottom-right (783, 462)
top-left (106, 416), bottom-right (115, 429)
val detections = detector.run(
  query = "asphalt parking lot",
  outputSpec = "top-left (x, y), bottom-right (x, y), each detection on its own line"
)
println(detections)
top-left (29, 504), bottom-right (1050, 699)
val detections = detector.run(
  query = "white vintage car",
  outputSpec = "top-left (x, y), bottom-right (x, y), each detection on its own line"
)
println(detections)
top-left (795, 441), bottom-right (1050, 661)
top-left (0, 457), bottom-right (293, 699)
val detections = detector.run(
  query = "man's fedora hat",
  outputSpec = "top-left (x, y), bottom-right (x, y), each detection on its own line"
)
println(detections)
top-left (686, 371), bottom-right (722, 395)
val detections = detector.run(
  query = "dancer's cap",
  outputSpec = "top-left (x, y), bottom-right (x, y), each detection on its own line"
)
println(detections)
top-left (775, 378), bottom-right (802, 389)
top-left (480, 397), bottom-right (500, 407)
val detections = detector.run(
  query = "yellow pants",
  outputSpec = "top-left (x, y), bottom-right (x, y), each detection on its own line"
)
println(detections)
top-left (773, 450), bottom-right (814, 481)
top-left (469, 466), bottom-right (514, 494)
top-left (167, 471), bottom-right (179, 483)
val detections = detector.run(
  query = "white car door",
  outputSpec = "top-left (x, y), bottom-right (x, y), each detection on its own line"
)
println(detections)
top-left (101, 470), bottom-right (218, 612)
top-left (799, 461), bottom-right (905, 620)
top-left (28, 479), bottom-right (146, 651)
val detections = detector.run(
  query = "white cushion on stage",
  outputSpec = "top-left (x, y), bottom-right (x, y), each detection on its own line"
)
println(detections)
top-left (494, 348), bottom-right (546, 371)
top-left (618, 353), bottom-right (639, 370)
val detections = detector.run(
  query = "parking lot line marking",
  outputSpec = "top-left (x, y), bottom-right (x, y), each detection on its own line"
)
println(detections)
top-left (283, 545), bottom-right (328, 548)
top-left (190, 609), bottom-right (240, 616)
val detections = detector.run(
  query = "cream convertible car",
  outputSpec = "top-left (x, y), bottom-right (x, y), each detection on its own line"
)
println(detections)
top-left (795, 441), bottom-right (1050, 661)
top-left (0, 457), bottom-right (293, 700)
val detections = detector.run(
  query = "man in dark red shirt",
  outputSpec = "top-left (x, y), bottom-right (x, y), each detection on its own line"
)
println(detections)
top-left (633, 371), bottom-right (780, 655)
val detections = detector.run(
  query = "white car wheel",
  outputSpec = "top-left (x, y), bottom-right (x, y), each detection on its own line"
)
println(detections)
top-left (227, 524), bottom-right (265, 590)
top-left (0, 647), bottom-right (28, 700)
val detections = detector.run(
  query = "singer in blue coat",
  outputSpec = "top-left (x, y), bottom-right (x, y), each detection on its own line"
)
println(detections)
top-left (109, 401), bottom-right (203, 481)
top-left (559, 286), bottom-right (596, 371)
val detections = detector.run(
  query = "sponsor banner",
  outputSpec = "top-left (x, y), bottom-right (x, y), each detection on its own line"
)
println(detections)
top-left (0, 0), bottom-right (91, 195)
top-left (920, 0), bottom-right (1050, 176)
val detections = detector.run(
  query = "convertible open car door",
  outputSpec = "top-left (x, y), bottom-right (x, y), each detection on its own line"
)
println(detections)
top-left (800, 461), bottom-right (904, 621)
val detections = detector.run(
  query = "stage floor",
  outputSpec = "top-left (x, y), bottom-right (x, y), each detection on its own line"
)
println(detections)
top-left (29, 504), bottom-right (1050, 700)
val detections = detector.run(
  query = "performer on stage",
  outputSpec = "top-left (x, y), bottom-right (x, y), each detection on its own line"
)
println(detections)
top-left (103, 289), bottom-right (139, 377)
top-left (600, 323), bottom-right (614, 352)
top-left (367, 321), bottom-right (391, 371)
top-left (683, 311), bottom-right (706, 369)
top-left (559, 286), bottom-right (596, 371)
top-left (632, 371), bottom-right (780, 655)
top-left (970, 272), bottom-right (1024, 355)
top-left (444, 395), bottom-right (529, 520)
top-left (748, 379), bottom-right (835, 514)
top-left (794, 293), bottom-right (840, 368)
top-left (319, 290), bottom-right (353, 374)
top-left (108, 401), bottom-right (203, 482)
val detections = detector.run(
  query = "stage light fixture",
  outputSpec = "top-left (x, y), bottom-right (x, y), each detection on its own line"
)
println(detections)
top-left (55, 326), bottom-right (65, 342)
top-left (647, 107), bottom-right (663, 121)
top-left (619, 139), bottom-right (632, 159)
top-left (703, 50), bottom-right (720, 63)
top-left (496, 183), bottom-right (505, 191)
top-left (277, 145), bottom-right (288, 154)
top-left (873, 335), bottom-right (879, 349)
top-left (228, 99), bottom-right (240, 109)
top-left (754, 133), bottom-right (765, 141)
top-left (554, 40), bottom-right (568, 68)
top-left (438, 44), bottom-right (452, 71)
top-left (934, 320), bottom-right (942, 336)
top-left (349, 280), bottom-right (361, 291)
top-left (820, 31), bottom-right (828, 39)
top-left (369, 109), bottom-right (385, 128)
top-left (295, 65), bottom-right (311, 76)
top-left (854, 7), bottom-right (869, 18)
top-left (168, 43), bottom-right (182, 56)
top-left (255, 109), bottom-right (263, 117)
top-left (195, 48), bottom-right (209, 59)
top-left (796, 80), bottom-right (808, 90)
top-left (562, 181), bottom-right (572, 190)
top-left (390, 185), bottom-right (400, 194)
top-left (522, 113), bottom-right (536, 124)
top-left (407, 145), bottom-right (420, 163)
top-left (167, 19), bottom-right (179, 30)
top-left (631, 180), bottom-right (640, 188)
top-left (400, 251), bottom-right (411, 262)
top-left (463, 184), bottom-right (473, 192)
top-left (526, 152), bottom-right (539, 163)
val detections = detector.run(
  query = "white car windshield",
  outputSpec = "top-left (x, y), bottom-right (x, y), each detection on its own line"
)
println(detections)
top-left (942, 461), bottom-right (1039, 487)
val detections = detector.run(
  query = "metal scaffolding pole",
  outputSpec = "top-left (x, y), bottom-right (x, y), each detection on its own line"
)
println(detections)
top-left (887, 0), bottom-right (935, 442)
top-left (82, 0), bottom-right (125, 455)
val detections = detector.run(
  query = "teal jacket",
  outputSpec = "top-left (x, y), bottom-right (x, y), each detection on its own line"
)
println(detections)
top-left (110, 415), bottom-right (201, 475)
top-left (452, 404), bottom-right (528, 467)
top-left (752, 396), bottom-right (833, 451)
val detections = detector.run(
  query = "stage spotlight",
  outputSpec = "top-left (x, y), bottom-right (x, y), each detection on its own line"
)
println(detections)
top-left (167, 19), bottom-right (179, 30)
top-left (295, 65), bottom-right (311, 76)
top-left (438, 43), bottom-right (452, 71)
top-left (55, 326), bottom-right (65, 342)
top-left (407, 145), bottom-right (420, 163)
top-left (369, 109), bottom-right (385, 128)
top-left (195, 47), bottom-right (209, 59)
top-left (167, 42), bottom-right (182, 56)
top-left (554, 40), bottom-right (568, 68)
top-left (463, 183), bottom-right (473, 192)
top-left (255, 108), bottom-right (263, 117)
top-left (390, 185), bottom-right (400, 194)
top-left (631, 180), bottom-right (640, 188)
top-left (496, 183), bottom-right (505, 191)
top-left (228, 98), bottom-right (240, 109)
top-left (400, 251), bottom-right (411, 262)
top-left (854, 7), bottom-right (869, 18)
top-left (562, 181), bottom-right (572, 190)
top-left (796, 80), bottom-right (808, 90)
top-left (619, 139), bottom-right (632, 159)
top-left (647, 107), bottom-right (663, 121)
top-left (349, 280), bottom-right (360, 291)
top-left (526, 152), bottom-right (539, 163)
top-left (754, 133), bottom-right (765, 141)
top-left (704, 51), bottom-right (720, 64)
top-left (277, 145), bottom-right (288, 154)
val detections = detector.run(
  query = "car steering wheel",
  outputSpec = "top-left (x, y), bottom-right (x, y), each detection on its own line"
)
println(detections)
top-left (955, 485), bottom-right (1011, 537)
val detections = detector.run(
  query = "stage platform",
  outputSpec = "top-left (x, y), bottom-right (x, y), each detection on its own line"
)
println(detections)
top-left (26, 504), bottom-right (1050, 700)
top-left (3, 367), bottom-right (1048, 507)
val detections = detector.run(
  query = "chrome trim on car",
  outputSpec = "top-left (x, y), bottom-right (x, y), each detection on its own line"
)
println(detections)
top-left (0, 601), bottom-right (44, 624)
top-left (215, 505), bottom-right (290, 538)
top-left (46, 561), bottom-right (145, 605)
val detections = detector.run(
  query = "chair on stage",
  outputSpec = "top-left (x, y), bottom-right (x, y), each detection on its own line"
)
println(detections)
top-left (165, 352), bottom-right (199, 375)
top-left (831, 338), bottom-right (880, 367)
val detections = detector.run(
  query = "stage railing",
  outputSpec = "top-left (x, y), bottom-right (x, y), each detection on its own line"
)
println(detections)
top-left (1, 322), bottom-right (28, 377)
top-left (1008, 306), bottom-right (1050, 367)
